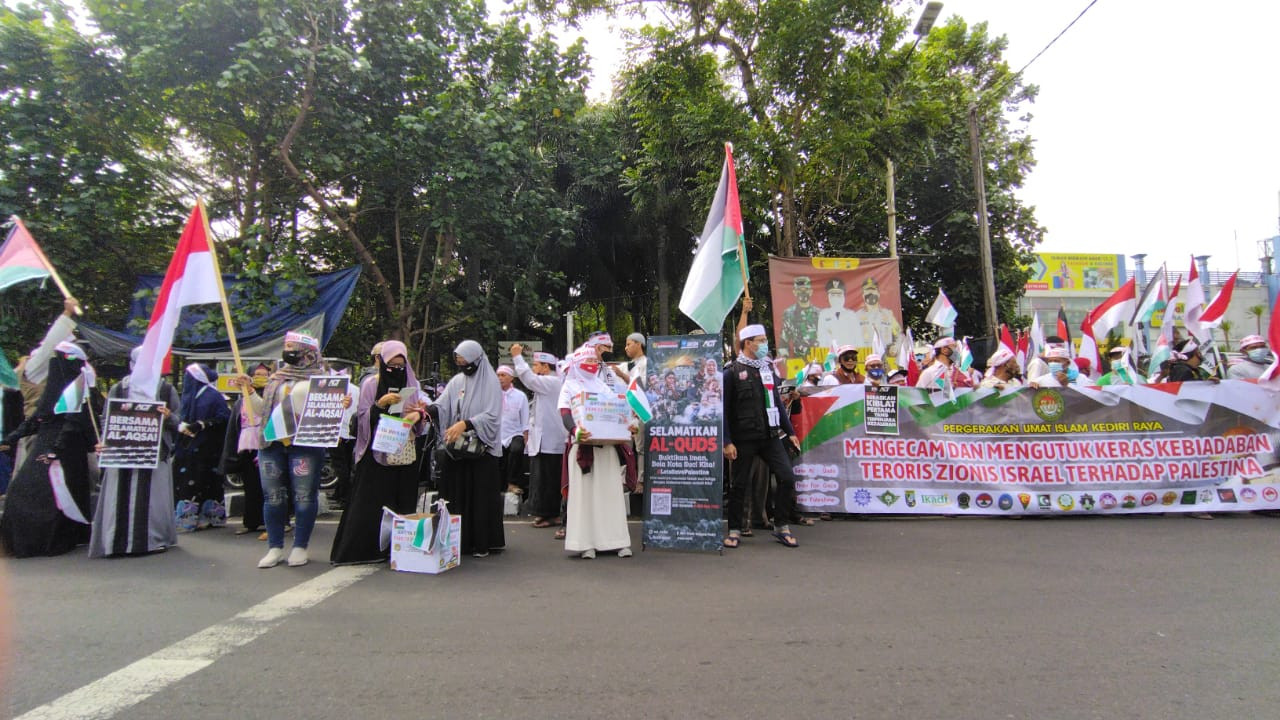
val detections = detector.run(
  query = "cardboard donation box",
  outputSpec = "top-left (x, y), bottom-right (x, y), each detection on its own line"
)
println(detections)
top-left (379, 500), bottom-right (460, 574)
top-left (570, 390), bottom-right (632, 444)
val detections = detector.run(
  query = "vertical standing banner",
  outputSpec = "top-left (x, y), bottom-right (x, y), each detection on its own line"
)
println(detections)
top-left (642, 335), bottom-right (725, 552)
top-left (768, 256), bottom-right (902, 379)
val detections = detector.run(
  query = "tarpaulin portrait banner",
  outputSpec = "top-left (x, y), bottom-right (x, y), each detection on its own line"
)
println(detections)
top-left (792, 381), bottom-right (1280, 515)
top-left (768, 256), bottom-right (902, 379)
top-left (642, 335), bottom-right (726, 552)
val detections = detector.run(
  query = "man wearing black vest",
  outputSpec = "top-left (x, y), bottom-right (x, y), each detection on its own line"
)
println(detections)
top-left (722, 323), bottom-right (800, 549)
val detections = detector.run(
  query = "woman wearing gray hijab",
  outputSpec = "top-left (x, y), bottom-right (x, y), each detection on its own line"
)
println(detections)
top-left (431, 339), bottom-right (504, 557)
top-left (88, 347), bottom-right (182, 557)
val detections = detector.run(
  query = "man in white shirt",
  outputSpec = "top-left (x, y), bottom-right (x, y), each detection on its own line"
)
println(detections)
top-left (816, 278), bottom-right (861, 350)
top-left (510, 345), bottom-right (567, 528)
top-left (496, 365), bottom-right (530, 497)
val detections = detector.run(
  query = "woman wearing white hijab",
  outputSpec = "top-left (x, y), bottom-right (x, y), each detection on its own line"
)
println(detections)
top-left (557, 345), bottom-right (634, 559)
top-left (431, 339), bottom-right (504, 557)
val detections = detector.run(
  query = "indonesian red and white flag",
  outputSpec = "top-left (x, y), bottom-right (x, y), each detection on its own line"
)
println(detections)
top-left (1199, 270), bottom-right (1237, 329)
top-left (128, 204), bottom-right (223, 400)
top-left (1079, 312), bottom-right (1101, 379)
top-left (999, 324), bottom-right (1016, 356)
top-left (1088, 277), bottom-right (1136, 341)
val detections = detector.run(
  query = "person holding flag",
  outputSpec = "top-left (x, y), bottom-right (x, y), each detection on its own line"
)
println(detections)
top-left (0, 342), bottom-right (97, 557)
top-left (234, 331), bottom-right (338, 568)
top-left (722, 322), bottom-right (801, 549)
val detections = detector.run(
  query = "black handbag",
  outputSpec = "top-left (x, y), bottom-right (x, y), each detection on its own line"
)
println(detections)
top-left (444, 428), bottom-right (488, 460)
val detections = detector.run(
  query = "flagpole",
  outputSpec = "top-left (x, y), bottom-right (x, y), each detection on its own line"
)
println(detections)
top-left (12, 217), bottom-right (82, 315)
top-left (196, 199), bottom-right (255, 424)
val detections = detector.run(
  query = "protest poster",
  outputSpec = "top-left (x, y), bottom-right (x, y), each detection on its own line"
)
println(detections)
top-left (791, 381), bottom-right (1280, 515)
top-left (864, 385), bottom-right (899, 435)
top-left (293, 376), bottom-right (349, 447)
top-left (642, 335), bottom-right (725, 552)
top-left (99, 399), bottom-right (165, 469)
top-left (372, 414), bottom-right (413, 454)
top-left (570, 390), bottom-right (632, 444)
top-left (768, 255), bottom-right (902, 380)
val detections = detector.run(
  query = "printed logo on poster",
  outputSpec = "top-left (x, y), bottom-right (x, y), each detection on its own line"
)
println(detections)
top-left (1017, 493), bottom-right (1031, 510)
top-left (1263, 487), bottom-right (1278, 502)
top-left (1216, 488), bottom-right (1238, 503)
top-left (997, 494), bottom-right (1013, 511)
top-left (1037, 494), bottom-right (1052, 510)
top-left (957, 492), bottom-right (971, 509)
top-left (1161, 491), bottom-right (1178, 506)
top-left (922, 493), bottom-right (950, 506)
top-left (1057, 494), bottom-right (1074, 510)
top-left (904, 490), bottom-right (917, 507)
top-left (1031, 389), bottom-right (1066, 423)
top-left (877, 490), bottom-right (899, 507)
top-left (1099, 493), bottom-right (1118, 510)
top-left (1141, 492), bottom-right (1159, 507)
top-left (1079, 493), bottom-right (1095, 511)
top-left (975, 493), bottom-right (993, 509)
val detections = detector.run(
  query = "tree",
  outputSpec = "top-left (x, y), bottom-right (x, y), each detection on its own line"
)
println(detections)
top-left (0, 2), bottom-right (184, 356)
top-left (1247, 304), bottom-right (1266, 335)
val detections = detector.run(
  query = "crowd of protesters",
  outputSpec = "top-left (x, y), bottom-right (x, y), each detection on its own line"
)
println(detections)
top-left (0, 292), bottom-right (1274, 564)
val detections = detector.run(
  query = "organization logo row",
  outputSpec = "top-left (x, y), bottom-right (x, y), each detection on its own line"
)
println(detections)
top-left (825, 485), bottom-right (1278, 512)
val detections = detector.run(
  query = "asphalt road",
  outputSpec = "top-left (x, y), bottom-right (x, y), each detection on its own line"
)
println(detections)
top-left (5, 513), bottom-right (1280, 719)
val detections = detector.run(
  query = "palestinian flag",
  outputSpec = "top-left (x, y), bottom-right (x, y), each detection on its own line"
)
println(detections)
top-left (53, 374), bottom-right (87, 414)
top-left (626, 376), bottom-right (653, 423)
top-left (678, 143), bottom-right (748, 334)
top-left (262, 387), bottom-right (298, 443)
top-left (0, 217), bottom-right (57, 290)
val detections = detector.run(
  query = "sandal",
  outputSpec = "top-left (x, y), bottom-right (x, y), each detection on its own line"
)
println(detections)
top-left (532, 518), bottom-right (553, 528)
top-left (722, 534), bottom-right (741, 549)
top-left (740, 528), bottom-right (754, 537)
top-left (797, 516), bottom-right (816, 526)
top-left (772, 530), bottom-right (799, 548)
top-left (553, 528), bottom-right (566, 540)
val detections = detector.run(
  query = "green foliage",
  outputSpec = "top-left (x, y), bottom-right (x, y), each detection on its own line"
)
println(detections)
top-left (1, 0), bottom-right (1047, 374)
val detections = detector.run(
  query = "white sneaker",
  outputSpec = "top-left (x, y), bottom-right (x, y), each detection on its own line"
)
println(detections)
top-left (258, 547), bottom-right (285, 568)
top-left (580, 549), bottom-right (596, 559)
top-left (617, 547), bottom-right (633, 558)
top-left (287, 546), bottom-right (309, 567)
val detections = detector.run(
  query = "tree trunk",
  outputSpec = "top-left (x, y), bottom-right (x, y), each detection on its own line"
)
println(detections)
top-left (657, 227), bottom-right (670, 335)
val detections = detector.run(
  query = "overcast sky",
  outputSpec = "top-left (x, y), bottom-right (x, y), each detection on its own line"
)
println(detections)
top-left (556, 0), bottom-right (1280, 278)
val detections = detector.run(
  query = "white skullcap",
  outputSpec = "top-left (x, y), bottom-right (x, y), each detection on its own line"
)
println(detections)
top-left (739, 324), bottom-right (766, 341)
top-left (932, 337), bottom-right (956, 350)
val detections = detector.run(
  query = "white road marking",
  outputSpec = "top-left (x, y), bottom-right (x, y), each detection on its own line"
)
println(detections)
top-left (16, 565), bottom-right (378, 720)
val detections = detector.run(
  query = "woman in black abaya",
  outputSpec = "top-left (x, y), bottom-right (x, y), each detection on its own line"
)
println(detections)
top-left (330, 341), bottom-right (428, 564)
top-left (431, 339), bottom-right (504, 558)
top-left (0, 342), bottom-right (97, 557)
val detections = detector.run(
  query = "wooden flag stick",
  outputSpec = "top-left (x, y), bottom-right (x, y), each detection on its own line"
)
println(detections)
top-left (196, 199), bottom-right (255, 425)
top-left (13, 217), bottom-right (82, 315)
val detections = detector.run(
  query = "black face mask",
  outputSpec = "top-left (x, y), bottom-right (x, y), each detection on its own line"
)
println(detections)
top-left (282, 350), bottom-right (304, 366)
top-left (382, 366), bottom-right (407, 387)
top-left (460, 361), bottom-right (480, 376)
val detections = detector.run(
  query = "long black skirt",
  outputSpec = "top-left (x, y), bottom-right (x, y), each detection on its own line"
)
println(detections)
top-left (329, 452), bottom-right (420, 564)
top-left (0, 420), bottom-right (92, 557)
top-left (435, 452), bottom-right (504, 555)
